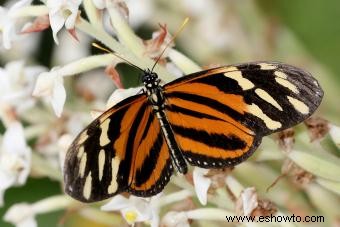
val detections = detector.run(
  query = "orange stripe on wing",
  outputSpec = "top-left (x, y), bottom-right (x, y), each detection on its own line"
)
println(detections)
top-left (176, 135), bottom-right (248, 159)
top-left (131, 140), bottom-right (169, 191)
top-left (167, 111), bottom-right (253, 143)
top-left (113, 100), bottom-right (146, 160)
top-left (131, 116), bottom-right (160, 177)
top-left (167, 82), bottom-right (247, 115)
top-left (167, 97), bottom-right (253, 135)
top-left (133, 107), bottom-right (152, 153)
top-left (128, 108), bottom-right (156, 184)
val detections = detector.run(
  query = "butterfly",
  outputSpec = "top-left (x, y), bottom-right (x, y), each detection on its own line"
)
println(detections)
top-left (64, 61), bottom-right (323, 202)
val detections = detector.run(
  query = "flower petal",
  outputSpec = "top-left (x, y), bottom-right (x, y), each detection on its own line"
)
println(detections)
top-left (4, 203), bottom-right (37, 227)
top-left (33, 69), bottom-right (66, 117)
top-left (193, 167), bottom-right (211, 205)
top-left (162, 211), bottom-right (190, 227)
top-left (2, 122), bottom-right (26, 154)
top-left (241, 187), bottom-right (258, 216)
top-left (329, 124), bottom-right (340, 149)
top-left (2, 19), bottom-right (15, 49)
top-left (50, 75), bottom-right (66, 117)
top-left (32, 72), bottom-right (55, 97)
top-left (106, 87), bottom-right (142, 108)
top-left (49, 11), bottom-right (65, 45)
top-left (92, 0), bottom-right (106, 10)
top-left (0, 122), bottom-right (31, 191)
top-left (101, 195), bottom-right (130, 211)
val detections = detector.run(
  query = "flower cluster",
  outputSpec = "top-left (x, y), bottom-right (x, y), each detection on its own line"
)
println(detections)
top-left (0, 0), bottom-right (339, 227)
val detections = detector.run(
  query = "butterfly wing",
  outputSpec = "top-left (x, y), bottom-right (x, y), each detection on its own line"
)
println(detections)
top-left (64, 94), bottom-right (172, 202)
top-left (163, 62), bottom-right (323, 167)
top-left (127, 108), bottom-right (173, 197)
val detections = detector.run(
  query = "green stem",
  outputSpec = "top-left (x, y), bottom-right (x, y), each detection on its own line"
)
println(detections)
top-left (168, 49), bottom-right (201, 74)
top-left (105, 0), bottom-right (145, 57)
top-left (11, 5), bottom-right (49, 18)
top-left (58, 54), bottom-right (122, 76)
top-left (83, 0), bottom-right (103, 29)
top-left (31, 152), bottom-right (62, 181)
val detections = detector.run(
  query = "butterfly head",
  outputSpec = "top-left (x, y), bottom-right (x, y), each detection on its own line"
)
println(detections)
top-left (142, 69), bottom-right (160, 89)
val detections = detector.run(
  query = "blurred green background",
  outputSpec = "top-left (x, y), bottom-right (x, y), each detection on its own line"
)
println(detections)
top-left (0, 0), bottom-right (339, 226)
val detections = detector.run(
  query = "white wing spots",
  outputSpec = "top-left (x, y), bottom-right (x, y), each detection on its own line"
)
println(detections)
top-left (98, 149), bottom-right (106, 181)
top-left (108, 157), bottom-right (121, 194)
top-left (274, 71), bottom-right (299, 93)
top-left (79, 152), bottom-right (87, 178)
top-left (224, 71), bottom-right (255, 90)
top-left (247, 103), bottom-right (282, 130)
top-left (258, 63), bottom-right (277, 70)
top-left (77, 146), bottom-right (84, 159)
top-left (274, 71), bottom-right (288, 79)
top-left (287, 96), bottom-right (309, 114)
top-left (255, 88), bottom-right (283, 111)
top-left (100, 119), bottom-right (111, 147)
top-left (275, 77), bottom-right (299, 94)
top-left (83, 172), bottom-right (92, 200)
top-left (78, 131), bottom-right (88, 144)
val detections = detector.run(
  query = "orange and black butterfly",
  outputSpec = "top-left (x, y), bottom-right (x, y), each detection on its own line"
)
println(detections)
top-left (64, 62), bottom-right (323, 202)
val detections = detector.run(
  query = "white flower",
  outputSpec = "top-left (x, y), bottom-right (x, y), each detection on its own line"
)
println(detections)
top-left (329, 124), bottom-right (340, 149)
top-left (193, 167), bottom-right (211, 205)
top-left (57, 134), bottom-right (73, 171)
top-left (0, 6), bottom-right (15, 49)
top-left (4, 195), bottom-right (72, 227)
top-left (32, 67), bottom-right (66, 117)
top-left (0, 61), bottom-right (45, 123)
top-left (0, 0), bottom-right (33, 49)
top-left (4, 203), bottom-right (36, 227)
top-left (126, 0), bottom-right (153, 27)
top-left (162, 211), bottom-right (190, 227)
top-left (162, 208), bottom-right (233, 227)
top-left (92, 0), bottom-right (105, 10)
top-left (46, 0), bottom-right (82, 44)
top-left (101, 195), bottom-right (160, 227)
top-left (106, 87), bottom-right (142, 108)
top-left (235, 187), bottom-right (258, 217)
top-left (0, 122), bottom-right (31, 206)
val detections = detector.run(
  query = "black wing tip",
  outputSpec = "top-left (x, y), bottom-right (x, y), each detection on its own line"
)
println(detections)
top-left (63, 183), bottom-right (117, 203)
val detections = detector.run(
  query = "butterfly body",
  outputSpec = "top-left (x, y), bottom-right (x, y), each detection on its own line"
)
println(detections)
top-left (143, 69), bottom-right (188, 174)
top-left (64, 62), bottom-right (323, 202)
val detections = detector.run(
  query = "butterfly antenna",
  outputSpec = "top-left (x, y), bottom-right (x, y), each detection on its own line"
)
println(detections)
top-left (92, 43), bottom-right (144, 72)
top-left (151, 17), bottom-right (190, 72)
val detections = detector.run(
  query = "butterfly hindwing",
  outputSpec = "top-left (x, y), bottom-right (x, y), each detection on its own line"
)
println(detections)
top-left (163, 62), bottom-right (323, 168)
top-left (127, 109), bottom-right (173, 196)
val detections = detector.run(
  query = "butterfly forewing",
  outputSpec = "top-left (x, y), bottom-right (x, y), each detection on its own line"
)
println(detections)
top-left (163, 62), bottom-right (323, 168)
top-left (64, 94), bottom-right (144, 202)
top-left (64, 93), bottom-right (175, 202)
